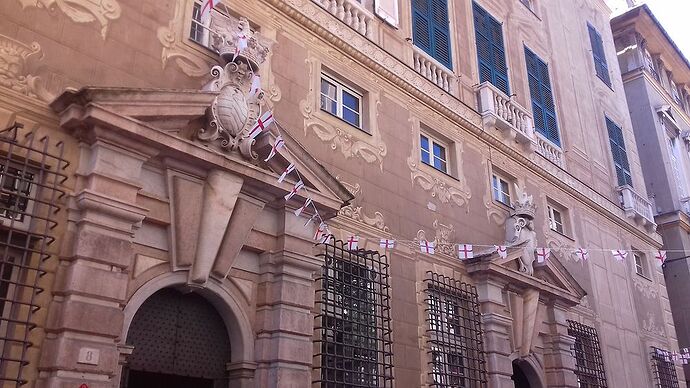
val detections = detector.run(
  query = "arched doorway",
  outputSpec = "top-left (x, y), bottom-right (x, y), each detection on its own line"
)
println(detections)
top-left (122, 288), bottom-right (232, 388)
top-left (511, 359), bottom-right (543, 388)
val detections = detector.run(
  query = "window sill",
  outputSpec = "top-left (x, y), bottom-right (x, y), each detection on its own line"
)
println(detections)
top-left (320, 109), bottom-right (371, 136)
top-left (492, 199), bottom-right (513, 211)
top-left (635, 272), bottom-right (652, 282)
top-left (519, 2), bottom-right (542, 21)
top-left (549, 228), bottom-right (575, 242)
top-left (420, 161), bottom-right (458, 182)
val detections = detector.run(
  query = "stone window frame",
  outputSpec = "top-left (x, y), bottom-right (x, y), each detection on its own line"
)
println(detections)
top-left (417, 124), bottom-right (459, 179)
top-left (319, 72), bottom-right (365, 131)
top-left (545, 198), bottom-right (571, 238)
top-left (489, 167), bottom-right (514, 208)
top-left (632, 249), bottom-right (651, 280)
top-left (420, 132), bottom-right (449, 174)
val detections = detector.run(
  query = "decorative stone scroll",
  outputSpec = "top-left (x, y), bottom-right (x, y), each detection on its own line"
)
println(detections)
top-left (17, 0), bottom-right (121, 39)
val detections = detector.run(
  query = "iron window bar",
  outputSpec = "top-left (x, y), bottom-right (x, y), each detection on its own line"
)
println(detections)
top-left (313, 235), bottom-right (393, 387)
top-left (651, 347), bottom-right (681, 388)
top-left (0, 123), bottom-right (67, 387)
top-left (566, 320), bottom-right (608, 388)
top-left (424, 271), bottom-right (487, 388)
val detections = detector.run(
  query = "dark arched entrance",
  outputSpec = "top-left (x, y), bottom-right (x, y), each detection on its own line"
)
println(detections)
top-left (122, 288), bottom-right (232, 388)
top-left (512, 360), bottom-right (532, 388)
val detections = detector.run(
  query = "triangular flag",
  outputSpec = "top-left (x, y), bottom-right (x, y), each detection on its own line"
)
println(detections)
top-left (284, 180), bottom-right (304, 201)
top-left (249, 74), bottom-right (262, 98)
top-left (314, 222), bottom-right (328, 241)
top-left (264, 135), bottom-right (285, 162)
top-left (278, 162), bottom-right (295, 183)
top-left (346, 236), bottom-right (359, 250)
top-left (611, 250), bottom-right (628, 262)
top-left (303, 212), bottom-right (318, 227)
top-left (655, 250), bottom-right (667, 267)
top-left (494, 245), bottom-right (507, 259)
top-left (380, 239), bottom-right (395, 249)
top-left (247, 110), bottom-right (273, 140)
top-left (420, 240), bottom-right (435, 254)
top-left (535, 248), bottom-right (550, 265)
top-left (574, 248), bottom-right (589, 262)
top-left (294, 197), bottom-right (312, 217)
top-left (458, 244), bottom-right (474, 260)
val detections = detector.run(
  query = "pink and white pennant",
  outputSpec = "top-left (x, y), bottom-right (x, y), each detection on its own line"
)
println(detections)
top-left (536, 248), bottom-right (550, 265)
top-left (380, 239), bottom-right (395, 249)
top-left (249, 74), bottom-right (262, 98)
top-left (346, 235), bottom-right (360, 250)
top-left (314, 222), bottom-right (328, 242)
top-left (248, 110), bottom-right (273, 140)
top-left (200, 0), bottom-right (221, 22)
top-left (574, 248), bottom-right (589, 262)
top-left (420, 240), bottom-right (435, 255)
top-left (278, 162), bottom-right (296, 183)
top-left (458, 244), bottom-right (474, 260)
top-left (494, 245), bottom-right (507, 259)
top-left (284, 180), bottom-right (304, 201)
top-left (655, 250), bottom-right (667, 267)
top-left (264, 135), bottom-right (285, 162)
top-left (303, 212), bottom-right (318, 227)
top-left (611, 250), bottom-right (628, 262)
top-left (294, 197), bottom-right (312, 217)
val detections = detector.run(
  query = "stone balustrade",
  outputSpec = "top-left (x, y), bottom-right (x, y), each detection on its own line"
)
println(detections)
top-left (535, 133), bottom-right (564, 168)
top-left (413, 47), bottom-right (454, 93)
top-left (313, 0), bottom-right (373, 38)
top-left (618, 185), bottom-right (656, 232)
top-left (476, 82), bottom-right (534, 146)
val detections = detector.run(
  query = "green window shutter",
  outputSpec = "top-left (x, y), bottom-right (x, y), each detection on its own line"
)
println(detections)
top-left (525, 47), bottom-right (560, 145)
top-left (606, 117), bottom-right (633, 187)
top-left (473, 2), bottom-right (509, 95)
top-left (588, 24), bottom-right (611, 86)
top-left (412, 0), bottom-right (452, 69)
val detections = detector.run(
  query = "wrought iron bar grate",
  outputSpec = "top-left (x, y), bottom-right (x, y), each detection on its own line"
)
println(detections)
top-left (566, 320), bottom-right (608, 388)
top-left (651, 347), bottom-right (680, 388)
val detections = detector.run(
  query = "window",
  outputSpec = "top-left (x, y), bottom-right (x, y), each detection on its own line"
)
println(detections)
top-left (320, 74), bottom-right (363, 129)
top-left (491, 173), bottom-right (511, 206)
top-left (547, 205), bottom-right (564, 234)
top-left (190, 2), bottom-right (210, 46)
top-left (651, 347), bottom-right (681, 388)
top-left (411, 0), bottom-right (452, 69)
top-left (0, 166), bottom-right (34, 225)
top-left (567, 320), bottom-right (608, 388)
top-left (587, 24), bottom-right (611, 87)
top-left (314, 236), bottom-right (393, 388)
top-left (519, 0), bottom-right (533, 9)
top-left (634, 252), bottom-right (646, 277)
top-left (473, 3), bottom-right (509, 95)
top-left (667, 136), bottom-right (686, 198)
top-left (425, 272), bottom-right (487, 388)
top-left (525, 47), bottom-right (560, 145)
top-left (421, 134), bottom-right (448, 173)
top-left (606, 117), bottom-right (632, 187)
top-left (644, 48), bottom-right (660, 82)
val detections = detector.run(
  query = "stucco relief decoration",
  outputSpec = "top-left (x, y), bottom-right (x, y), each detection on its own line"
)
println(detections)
top-left (158, 0), bottom-right (212, 77)
top-left (417, 220), bottom-right (455, 256)
top-left (196, 18), bottom-right (271, 160)
top-left (642, 311), bottom-right (665, 337)
top-left (336, 177), bottom-right (389, 232)
top-left (17, 0), bottom-right (121, 39)
top-left (300, 58), bottom-right (387, 168)
top-left (0, 34), bottom-right (59, 101)
top-left (504, 184), bottom-right (538, 275)
top-left (633, 276), bottom-right (660, 299)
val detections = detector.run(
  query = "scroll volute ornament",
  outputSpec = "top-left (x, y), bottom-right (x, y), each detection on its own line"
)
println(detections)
top-left (198, 18), bottom-right (271, 160)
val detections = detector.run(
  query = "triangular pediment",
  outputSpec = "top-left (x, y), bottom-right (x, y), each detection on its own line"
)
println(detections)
top-left (50, 87), bottom-right (353, 214)
top-left (468, 246), bottom-right (586, 305)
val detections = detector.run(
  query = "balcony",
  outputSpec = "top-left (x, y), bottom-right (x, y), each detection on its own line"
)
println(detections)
top-left (413, 47), bottom-right (455, 94)
top-left (617, 185), bottom-right (656, 232)
top-left (535, 133), bottom-right (564, 169)
top-left (476, 82), bottom-right (535, 148)
top-left (313, 0), bottom-right (374, 39)
top-left (681, 197), bottom-right (690, 215)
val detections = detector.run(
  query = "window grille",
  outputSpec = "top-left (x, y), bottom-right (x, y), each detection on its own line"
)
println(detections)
top-left (0, 123), bottom-right (67, 387)
top-left (651, 347), bottom-right (680, 388)
top-left (424, 272), bottom-right (487, 388)
top-left (314, 236), bottom-right (393, 387)
top-left (566, 320), bottom-right (608, 388)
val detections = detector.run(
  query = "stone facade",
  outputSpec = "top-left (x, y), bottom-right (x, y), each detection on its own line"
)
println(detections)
top-left (612, 4), bottom-right (690, 386)
top-left (0, 0), bottom-right (684, 388)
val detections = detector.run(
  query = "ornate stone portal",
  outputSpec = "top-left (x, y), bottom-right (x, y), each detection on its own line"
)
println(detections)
top-left (198, 17), bottom-right (271, 160)
top-left (505, 184), bottom-right (538, 275)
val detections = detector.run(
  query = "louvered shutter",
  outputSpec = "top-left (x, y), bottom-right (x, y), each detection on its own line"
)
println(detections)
top-left (431, 0), bottom-right (451, 68)
top-left (525, 47), bottom-right (560, 145)
top-left (412, 0), bottom-right (432, 53)
top-left (375, 0), bottom-right (399, 28)
top-left (588, 24), bottom-right (611, 86)
top-left (606, 118), bottom-right (632, 187)
top-left (473, 2), bottom-right (509, 95)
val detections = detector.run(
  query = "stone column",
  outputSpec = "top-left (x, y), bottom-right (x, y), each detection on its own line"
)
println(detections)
top-left (253, 210), bottom-right (321, 387)
top-left (37, 129), bottom-right (154, 388)
top-left (543, 303), bottom-right (578, 388)
top-left (476, 277), bottom-right (515, 388)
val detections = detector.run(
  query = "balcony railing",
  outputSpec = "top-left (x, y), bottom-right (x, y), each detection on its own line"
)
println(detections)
top-left (313, 0), bottom-right (373, 38)
top-left (535, 133), bottom-right (564, 168)
top-left (617, 185), bottom-right (656, 232)
top-left (476, 82), bottom-right (534, 146)
top-left (413, 47), bottom-right (455, 94)
top-left (680, 197), bottom-right (690, 215)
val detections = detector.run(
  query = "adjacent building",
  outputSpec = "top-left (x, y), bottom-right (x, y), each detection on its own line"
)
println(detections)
top-left (612, 4), bottom-right (690, 386)
top-left (0, 0), bottom-right (685, 387)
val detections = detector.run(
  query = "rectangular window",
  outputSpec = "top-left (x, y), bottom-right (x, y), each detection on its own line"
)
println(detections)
top-left (667, 136), bottom-right (686, 198)
top-left (606, 117), bottom-right (633, 187)
top-left (567, 320), bottom-right (609, 388)
top-left (425, 272), bottom-right (487, 388)
top-left (320, 74), bottom-right (363, 129)
top-left (314, 237), bottom-right (393, 387)
top-left (547, 205), bottom-right (564, 234)
top-left (473, 2), bottom-right (509, 95)
top-left (651, 347), bottom-right (681, 388)
top-left (491, 173), bottom-right (511, 206)
top-left (420, 134), bottom-right (448, 173)
top-left (634, 252), bottom-right (645, 276)
top-left (525, 47), bottom-right (560, 145)
top-left (412, 0), bottom-right (452, 69)
top-left (588, 24), bottom-right (611, 87)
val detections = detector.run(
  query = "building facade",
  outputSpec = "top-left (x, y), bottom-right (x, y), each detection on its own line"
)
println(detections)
top-left (612, 4), bottom-right (690, 386)
top-left (0, 0), bottom-right (685, 387)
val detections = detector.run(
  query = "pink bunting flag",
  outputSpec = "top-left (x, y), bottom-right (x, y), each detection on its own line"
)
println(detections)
top-left (314, 222), bottom-right (328, 241)
top-left (494, 245), bottom-right (507, 259)
top-left (247, 110), bottom-right (273, 140)
top-left (611, 250), bottom-right (628, 262)
top-left (303, 212), bottom-right (318, 227)
top-left (278, 162), bottom-right (295, 183)
top-left (536, 248), bottom-right (550, 265)
top-left (380, 239), bottom-right (395, 249)
top-left (284, 180), bottom-right (304, 201)
top-left (457, 244), bottom-right (474, 260)
top-left (655, 250), bottom-right (667, 267)
top-left (346, 236), bottom-right (359, 251)
top-left (419, 240), bottom-right (435, 254)
top-left (574, 248), bottom-right (589, 262)
top-left (264, 135), bottom-right (285, 162)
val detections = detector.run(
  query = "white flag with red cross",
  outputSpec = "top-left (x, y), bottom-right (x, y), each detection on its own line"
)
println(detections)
top-left (574, 248), bottom-right (589, 262)
top-left (200, 0), bottom-right (221, 22)
top-left (346, 236), bottom-right (359, 251)
top-left (457, 244), bottom-right (474, 260)
top-left (611, 250), bottom-right (628, 262)
top-left (264, 135), bottom-right (285, 162)
top-left (420, 240), bottom-right (435, 255)
top-left (655, 250), bottom-right (667, 267)
top-left (379, 239), bottom-right (395, 249)
top-left (294, 197), bottom-right (312, 217)
top-left (278, 162), bottom-right (295, 183)
top-left (314, 222), bottom-right (328, 242)
top-left (494, 245), bottom-right (507, 259)
top-left (284, 180), bottom-right (304, 201)
top-left (247, 110), bottom-right (273, 140)
top-left (535, 248), bottom-right (550, 265)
